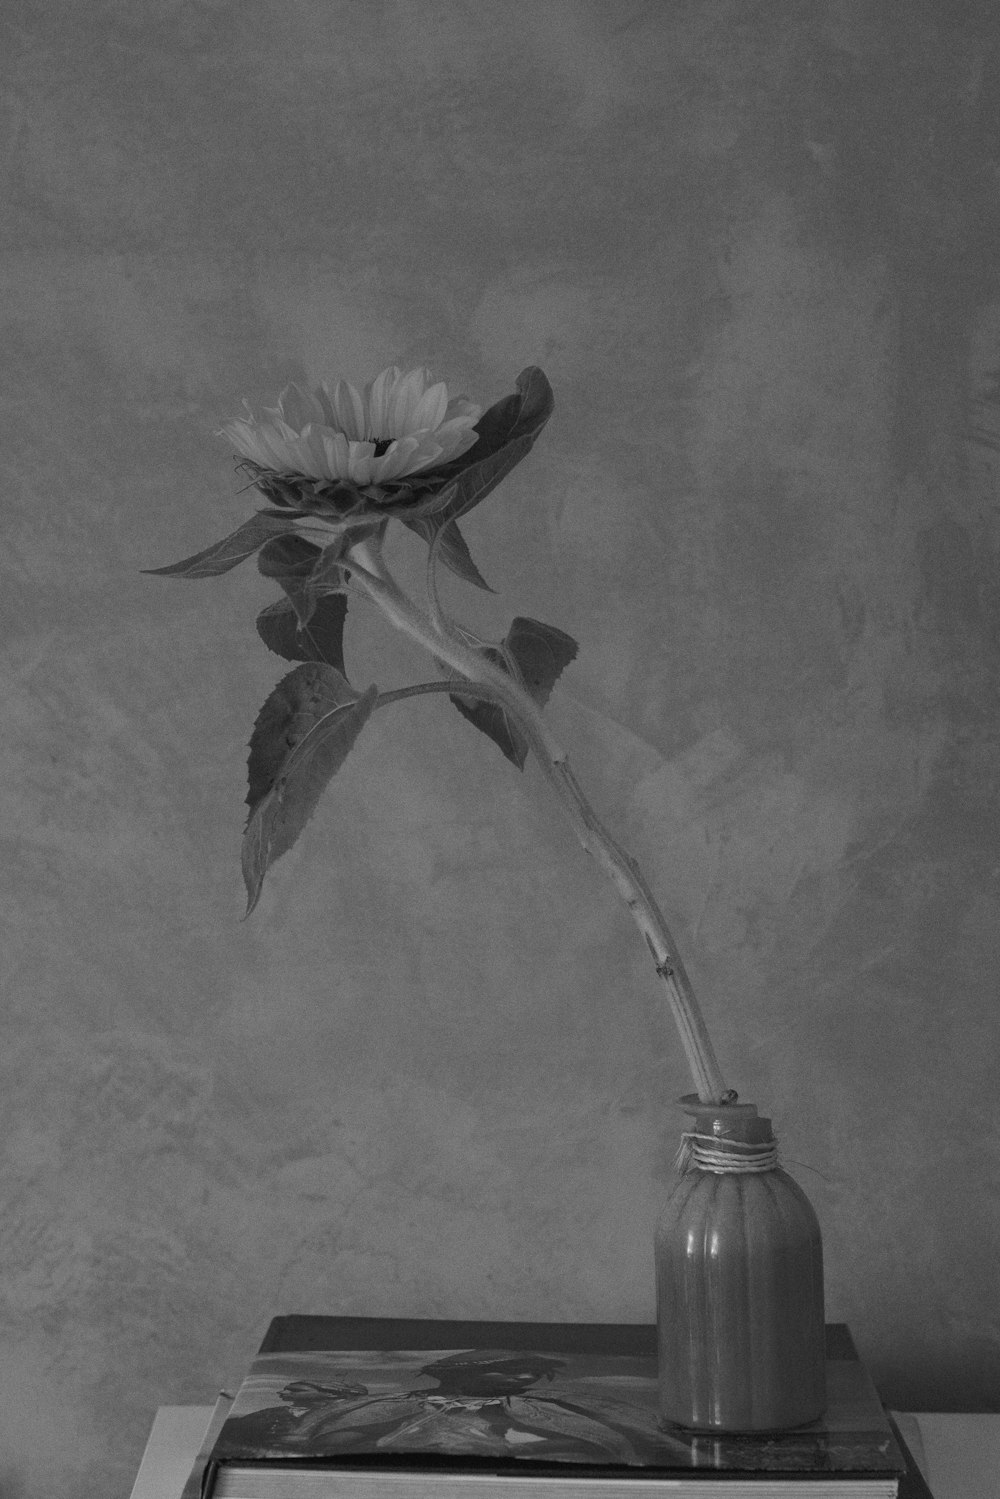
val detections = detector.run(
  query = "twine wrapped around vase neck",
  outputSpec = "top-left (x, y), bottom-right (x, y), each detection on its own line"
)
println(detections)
top-left (676, 1130), bottom-right (780, 1174)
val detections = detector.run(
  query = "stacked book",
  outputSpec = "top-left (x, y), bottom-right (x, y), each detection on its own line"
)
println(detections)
top-left (185, 1317), bottom-right (933, 1498)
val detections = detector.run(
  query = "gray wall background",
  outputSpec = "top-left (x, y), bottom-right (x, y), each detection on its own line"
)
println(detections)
top-left (3, 2), bottom-right (999, 1495)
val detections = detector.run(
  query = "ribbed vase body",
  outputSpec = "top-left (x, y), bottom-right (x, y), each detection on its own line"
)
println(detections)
top-left (655, 1101), bottom-right (826, 1433)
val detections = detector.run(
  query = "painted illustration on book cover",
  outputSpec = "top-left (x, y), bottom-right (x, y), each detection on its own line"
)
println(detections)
top-left (211, 1346), bottom-right (903, 1473)
top-left (215, 1348), bottom-right (672, 1465)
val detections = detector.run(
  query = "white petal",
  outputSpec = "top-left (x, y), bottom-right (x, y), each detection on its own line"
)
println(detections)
top-left (218, 419), bottom-right (259, 459)
top-left (433, 412), bottom-right (478, 442)
top-left (278, 436), bottom-right (318, 479)
top-left (433, 424), bottom-right (480, 463)
top-left (254, 422), bottom-right (302, 471)
top-left (409, 380), bottom-right (449, 434)
top-left (237, 433), bottom-right (278, 467)
top-left (405, 438), bottom-right (447, 474)
top-left (315, 383), bottom-right (336, 426)
top-left (322, 431), bottom-right (353, 480)
top-left (372, 435), bottom-right (420, 480)
top-left (434, 413), bottom-right (476, 437)
top-left (346, 441), bottom-right (376, 484)
top-left (325, 378), bottom-right (366, 440)
top-left (295, 425), bottom-right (337, 480)
top-left (365, 366), bottom-right (401, 439)
top-left (385, 367), bottom-right (429, 435)
top-left (443, 395), bottom-right (482, 424)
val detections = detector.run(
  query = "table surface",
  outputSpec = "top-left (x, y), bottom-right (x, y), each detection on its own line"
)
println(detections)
top-left (129, 1404), bottom-right (1000, 1499)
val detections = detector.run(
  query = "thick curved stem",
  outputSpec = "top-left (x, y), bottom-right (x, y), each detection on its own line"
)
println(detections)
top-left (347, 540), bottom-right (730, 1103)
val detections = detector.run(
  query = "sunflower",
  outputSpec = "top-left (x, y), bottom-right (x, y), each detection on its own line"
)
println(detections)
top-left (220, 365), bottom-right (482, 488)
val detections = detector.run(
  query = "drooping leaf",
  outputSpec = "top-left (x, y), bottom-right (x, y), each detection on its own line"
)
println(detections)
top-left (465, 366), bottom-right (554, 468)
top-left (424, 367), bottom-right (555, 526)
top-left (143, 512), bottom-right (298, 578)
top-left (450, 673), bottom-right (526, 767)
top-left (400, 515), bottom-right (493, 591)
top-left (450, 614), bottom-right (579, 769)
top-left (243, 663), bottom-right (378, 914)
top-left (256, 593), bottom-right (348, 671)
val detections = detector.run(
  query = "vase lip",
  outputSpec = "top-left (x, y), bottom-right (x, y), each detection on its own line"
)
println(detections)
top-left (679, 1092), bottom-right (759, 1119)
top-left (678, 1094), bottom-right (775, 1149)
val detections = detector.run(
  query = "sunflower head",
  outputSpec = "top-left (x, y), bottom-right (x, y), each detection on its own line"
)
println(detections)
top-left (220, 365), bottom-right (483, 522)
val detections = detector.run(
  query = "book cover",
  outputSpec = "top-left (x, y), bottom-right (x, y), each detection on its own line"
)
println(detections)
top-left (201, 1319), bottom-right (913, 1497)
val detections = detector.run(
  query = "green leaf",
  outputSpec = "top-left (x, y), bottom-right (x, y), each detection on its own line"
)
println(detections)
top-left (256, 593), bottom-right (348, 671)
top-left (400, 515), bottom-right (493, 591)
top-left (503, 615), bottom-right (579, 706)
top-left (428, 367), bottom-right (554, 526)
top-left (450, 673), bottom-right (527, 767)
top-left (245, 661), bottom-right (364, 810)
top-left (243, 663), bottom-right (378, 914)
top-left (450, 614), bottom-right (578, 769)
top-left (257, 532), bottom-right (323, 575)
top-left (257, 533), bottom-right (325, 628)
top-left (143, 512), bottom-right (298, 578)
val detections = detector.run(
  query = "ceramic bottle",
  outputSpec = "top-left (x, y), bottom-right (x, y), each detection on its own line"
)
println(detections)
top-left (655, 1095), bottom-right (826, 1432)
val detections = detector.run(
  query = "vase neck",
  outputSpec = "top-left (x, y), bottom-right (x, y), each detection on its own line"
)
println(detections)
top-left (676, 1095), bottom-right (778, 1173)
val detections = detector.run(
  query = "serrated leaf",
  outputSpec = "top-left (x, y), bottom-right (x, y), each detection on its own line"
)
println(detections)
top-left (243, 663), bottom-right (378, 914)
top-left (503, 615), bottom-right (579, 705)
top-left (424, 367), bottom-right (554, 527)
top-left (246, 661), bottom-right (360, 806)
top-left (256, 593), bottom-right (348, 671)
top-left (143, 512), bottom-right (298, 578)
top-left (449, 614), bottom-right (579, 769)
top-left (400, 515), bottom-right (493, 591)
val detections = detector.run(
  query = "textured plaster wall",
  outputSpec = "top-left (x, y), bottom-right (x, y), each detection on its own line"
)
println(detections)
top-left (2, 2), bottom-right (1000, 1494)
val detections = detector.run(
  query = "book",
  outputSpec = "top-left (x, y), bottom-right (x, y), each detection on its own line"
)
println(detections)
top-left (198, 1318), bottom-right (933, 1499)
top-left (180, 1392), bottom-right (236, 1499)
